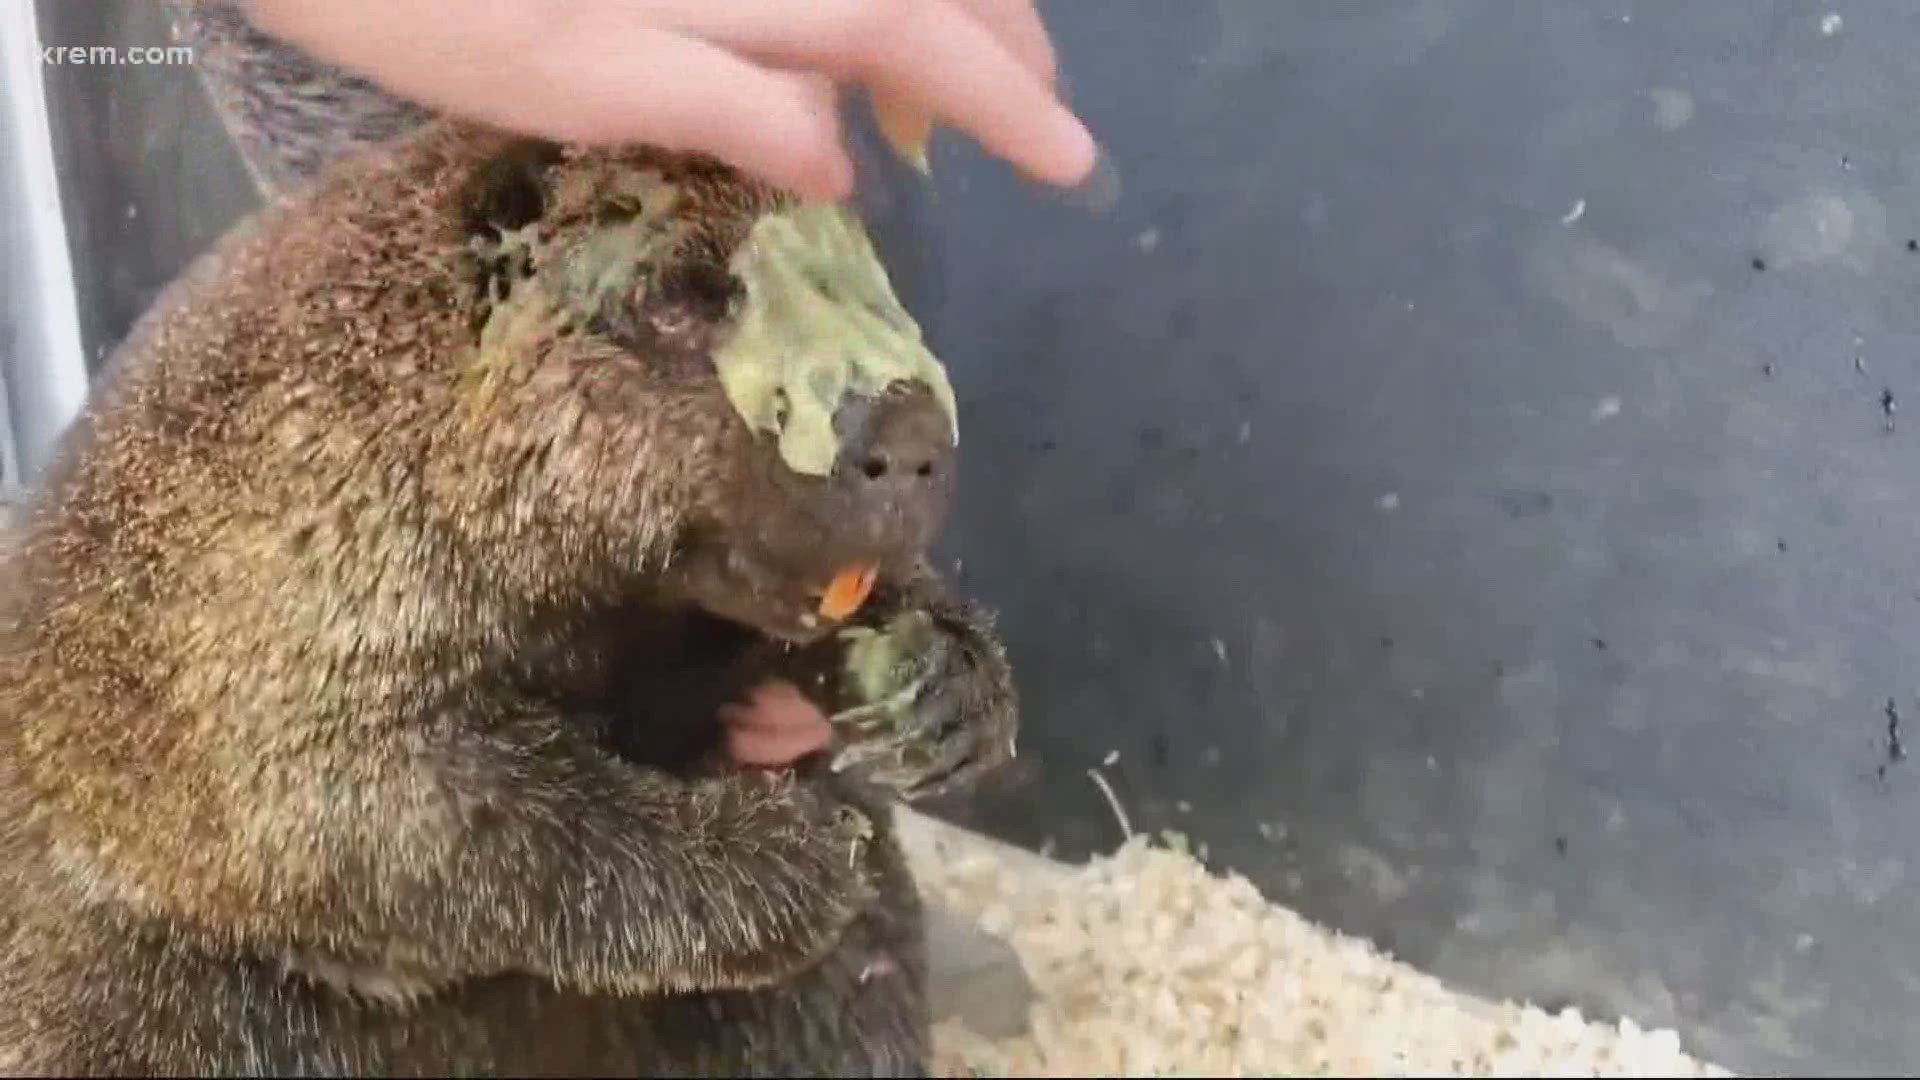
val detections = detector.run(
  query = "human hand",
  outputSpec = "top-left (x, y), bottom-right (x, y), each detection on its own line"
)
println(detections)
top-left (720, 680), bottom-right (834, 769)
top-left (242, 0), bottom-right (1100, 204)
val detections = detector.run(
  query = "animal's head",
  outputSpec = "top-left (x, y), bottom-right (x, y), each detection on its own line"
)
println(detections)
top-left (401, 129), bottom-right (958, 643)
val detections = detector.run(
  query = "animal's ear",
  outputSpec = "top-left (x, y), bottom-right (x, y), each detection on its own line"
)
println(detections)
top-left (459, 139), bottom-right (564, 237)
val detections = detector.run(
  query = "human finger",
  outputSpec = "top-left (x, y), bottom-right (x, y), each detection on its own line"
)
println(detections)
top-left (946, 0), bottom-right (1059, 90)
top-left (637, 0), bottom-right (1098, 188)
top-left (719, 681), bottom-right (834, 768)
top-left (245, 1), bottom-right (857, 200)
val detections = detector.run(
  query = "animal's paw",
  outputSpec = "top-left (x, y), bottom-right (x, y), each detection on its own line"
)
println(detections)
top-left (818, 606), bottom-right (1018, 803)
top-left (659, 771), bottom-right (882, 991)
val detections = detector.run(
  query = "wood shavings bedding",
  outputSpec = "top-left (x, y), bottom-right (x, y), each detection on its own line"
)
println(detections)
top-left (893, 809), bottom-right (1734, 1078)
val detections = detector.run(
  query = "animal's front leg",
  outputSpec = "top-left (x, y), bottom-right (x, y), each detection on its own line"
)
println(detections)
top-left (788, 558), bottom-right (1021, 804)
top-left (253, 705), bottom-right (878, 1001)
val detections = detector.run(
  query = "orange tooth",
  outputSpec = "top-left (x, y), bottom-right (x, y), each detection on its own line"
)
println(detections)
top-left (818, 563), bottom-right (879, 621)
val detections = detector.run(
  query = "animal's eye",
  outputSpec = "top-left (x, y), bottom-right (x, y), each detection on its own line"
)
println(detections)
top-left (648, 308), bottom-right (695, 340)
top-left (665, 263), bottom-right (745, 324)
top-left (460, 140), bottom-right (562, 237)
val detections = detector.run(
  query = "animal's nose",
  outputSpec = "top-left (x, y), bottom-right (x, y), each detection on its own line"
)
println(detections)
top-left (838, 385), bottom-right (952, 489)
top-left (828, 382), bottom-right (956, 550)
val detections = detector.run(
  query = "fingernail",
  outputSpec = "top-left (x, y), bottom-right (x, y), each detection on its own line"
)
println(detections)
top-left (1049, 142), bottom-right (1121, 215)
top-left (824, 151), bottom-right (858, 202)
top-left (796, 146), bottom-right (855, 205)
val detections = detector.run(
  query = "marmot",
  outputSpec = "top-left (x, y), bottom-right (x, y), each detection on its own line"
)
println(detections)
top-left (0, 108), bottom-right (1019, 1075)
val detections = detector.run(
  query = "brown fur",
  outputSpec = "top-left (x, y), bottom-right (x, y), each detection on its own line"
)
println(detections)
top-left (0, 117), bottom-right (1017, 1076)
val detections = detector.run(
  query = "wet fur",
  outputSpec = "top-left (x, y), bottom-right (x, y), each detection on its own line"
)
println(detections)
top-left (0, 110), bottom-right (1016, 1076)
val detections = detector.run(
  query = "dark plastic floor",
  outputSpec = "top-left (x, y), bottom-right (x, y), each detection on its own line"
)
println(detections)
top-left (40, 2), bottom-right (1920, 1074)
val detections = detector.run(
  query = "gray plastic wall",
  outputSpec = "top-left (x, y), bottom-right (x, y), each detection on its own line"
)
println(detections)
top-left (19, 2), bottom-right (1920, 1074)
